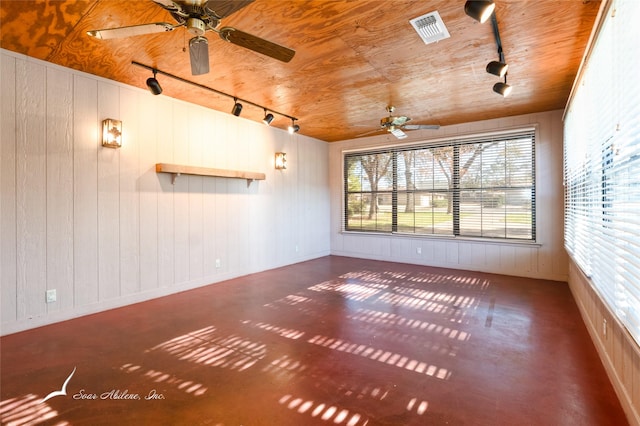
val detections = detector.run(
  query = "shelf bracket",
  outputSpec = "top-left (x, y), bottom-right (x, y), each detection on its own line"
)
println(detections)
top-left (171, 172), bottom-right (181, 185)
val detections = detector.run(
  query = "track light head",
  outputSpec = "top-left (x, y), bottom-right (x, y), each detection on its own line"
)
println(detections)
top-left (486, 61), bottom-right (508, 77)
top-left (263, 111), bottom-right (274, 125)
top-left (231, 99), bottom-right (243, 116)
top-left (464, 1), bottom-right (495, 23)
top-left (146, 70), bottom-right (162, 95)
top-left (288, 119), bottom-right (300, 134)
top-left (493, 81), bottom-right (512, 97)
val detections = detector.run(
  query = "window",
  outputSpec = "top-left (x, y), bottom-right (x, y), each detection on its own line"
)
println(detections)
top-left (564, 0), bottom-right (640, 346)
top-left (344, 129), bottom-right (536, 240)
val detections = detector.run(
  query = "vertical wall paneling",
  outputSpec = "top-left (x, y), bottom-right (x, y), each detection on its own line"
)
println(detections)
top-left (16, 60), bottom-right (47, 320)
top-left (46, 66), bottom-right (74, 313)
top-left (568, 260), bottom-right (640, 425)
top-left (156, 97), bottom-right (175, 288)
top-left (187, 105), bottom-right (204, 281)
top-left (0, 49), bottom-right (330, 335)
top-left (172, 102), bottom-right (190, 285)
top-left (0, 54), bottom-right (17, 324)
top-left (201, 111), bottom-right (218, 278)
top-left (73, 74), bottom-right (99, 307)
top-left (119, 88), bottom-right (140, 296)
top-left (97, 81), bottom-right (121, 301)
top-left (138, 92), bottom-right (159, 292)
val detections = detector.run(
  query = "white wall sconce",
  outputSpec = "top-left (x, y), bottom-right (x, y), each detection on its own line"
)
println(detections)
top-left (275, 152), bottom-right (287, 170)
top-left (102, 118), bottom-right (122, 148)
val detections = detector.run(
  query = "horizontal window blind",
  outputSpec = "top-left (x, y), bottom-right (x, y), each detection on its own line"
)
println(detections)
top-left (344, 129), bottom-right (535, 240)
top-left (564, 0), bottom-right (640, 346)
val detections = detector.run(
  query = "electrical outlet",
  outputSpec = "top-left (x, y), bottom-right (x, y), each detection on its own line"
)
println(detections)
top-left (46, 289), bottom-right (57, 303)
top-left (215, 259), bottom-right (221, 268)
top-left (295, 245), bottom-right (299, 253)
top-left (416, 247), bottom-right (422, 254)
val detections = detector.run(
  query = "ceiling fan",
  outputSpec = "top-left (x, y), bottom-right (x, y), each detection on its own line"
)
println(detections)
top-left (86, 0), bottom-right (295, 75)
top-left (359, 106), bottom-right (440, 139)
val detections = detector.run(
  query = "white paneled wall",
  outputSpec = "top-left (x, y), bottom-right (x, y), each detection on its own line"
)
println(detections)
top-left (568, 260), bottom-right (640, 426)
top-left (0, 49), bottom-right (330, 335)
top-left (329, 110), bottom-right (567, 281)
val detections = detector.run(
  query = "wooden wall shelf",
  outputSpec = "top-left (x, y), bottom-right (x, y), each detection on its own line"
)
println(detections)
top-left (155, 163), bottom-right (265, 185)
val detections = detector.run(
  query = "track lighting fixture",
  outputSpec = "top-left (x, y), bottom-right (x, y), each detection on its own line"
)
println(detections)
top-left (146, 69), bottom-right (162, 95)
top-left (132, 61), bottom-right (298, 130)
top-left (288, 119), bottom-right (300, 134)
top-left (493, 77), bottom-right (512, 97)
top-left (464, 2), bottom-right (513, 97)
top-left (231, 98), bottom-right (243, 116)
top-left (464, 1), bottom-right (495, 24)
top-left (263, 110), bottom-right (274, 125)
top-left (486, 60), bottom-right (508, 78)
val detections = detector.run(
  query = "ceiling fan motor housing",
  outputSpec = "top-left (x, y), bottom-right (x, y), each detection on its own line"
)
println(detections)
top-left (187, 17), bottom-right (206, 36)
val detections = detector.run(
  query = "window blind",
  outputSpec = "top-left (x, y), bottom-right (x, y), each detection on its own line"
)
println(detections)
top-left (564, 0), bottom-right (640, 345)
top-left (344, 129), bottom-right (535, 240)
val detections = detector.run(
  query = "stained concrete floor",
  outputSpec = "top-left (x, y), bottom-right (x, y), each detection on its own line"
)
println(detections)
top-left (0, 256), bottom-right (628, 425)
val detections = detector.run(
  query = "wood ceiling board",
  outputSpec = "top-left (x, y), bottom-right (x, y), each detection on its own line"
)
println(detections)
top-left (0, 0), bottom-right (601, 142)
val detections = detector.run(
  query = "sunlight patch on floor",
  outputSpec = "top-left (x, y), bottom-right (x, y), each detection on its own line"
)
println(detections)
top-left (0, 394), bottom-right (65, 426)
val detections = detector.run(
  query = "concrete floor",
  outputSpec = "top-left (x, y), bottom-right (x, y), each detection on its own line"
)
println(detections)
top-left (0, 256), bottom-right (628, 425)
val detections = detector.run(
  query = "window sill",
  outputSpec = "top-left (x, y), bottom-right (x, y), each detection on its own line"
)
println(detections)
top-left (340, 230), bottom-right (541, 247)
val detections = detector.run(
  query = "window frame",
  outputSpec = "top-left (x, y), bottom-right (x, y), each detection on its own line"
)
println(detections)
top-left (342, 128), bottom-right (537, 242)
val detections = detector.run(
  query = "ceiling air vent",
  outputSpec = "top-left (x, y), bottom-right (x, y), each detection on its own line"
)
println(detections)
top-left (410, 11), bottom-right (450, 45)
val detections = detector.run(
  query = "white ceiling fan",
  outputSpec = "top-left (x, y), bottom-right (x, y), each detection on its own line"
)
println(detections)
top-left (87, 0), bottom-right (295, 75)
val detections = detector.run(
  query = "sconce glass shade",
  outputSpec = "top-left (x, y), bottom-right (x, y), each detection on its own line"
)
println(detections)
top-left (263, 112), bottom-right (275, 125)
top-left (493, 82), bottom-right (512, 97)
top-left (275, 152), bottom-right (287, 169)
top-left (231, 102), bottom-right (243, 116)
top-left (102, 119), bottom-right (122, 148)
top-left (464, 1), bottom-right (495, 23)
top-left (146, 77), bottom-right (162, 95)
top-left (486, 61), bottom-right (508, 77)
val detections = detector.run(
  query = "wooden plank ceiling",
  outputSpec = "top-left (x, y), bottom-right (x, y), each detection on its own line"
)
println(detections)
top-left (0, 0), bottom-right (600, 142)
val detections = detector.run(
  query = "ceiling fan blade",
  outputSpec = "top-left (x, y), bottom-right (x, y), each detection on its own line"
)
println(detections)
top-left (218, 27), bottom-right (295, 62)
top-left (355, 129), bottom-right (384, 137)
top-left (205, 0), bottom-right (255, 19)
top-left (403, 124), bottom-right (440, 130)
top-left (87, 23), bottom-right (176, 40)
top-left (152, 0), bottom-right (184, 14)
top-left (189, 36), bottom-right (210, 75)
top-left (391, 128), bottom-right (408, 139)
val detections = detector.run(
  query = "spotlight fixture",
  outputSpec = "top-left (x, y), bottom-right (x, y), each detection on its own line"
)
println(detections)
top-left (231, 98), bottom-right (243, 116)
top-left (102, 118), bottom-right (122, 148)
top-left (263, 110), bottom-right (274, 125)
top-left (132, 62), bottom-right (298, 129)
top-left (146, 69), bottom-right (162, 95)
top-left (464, 1), bottom-right (495, 23)
top-left (288, 119), bottom-right (300, 134)
top-left (486, 60), bottom-right (508, 78)
top-left (493, 78), bottom-right (512, 97)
